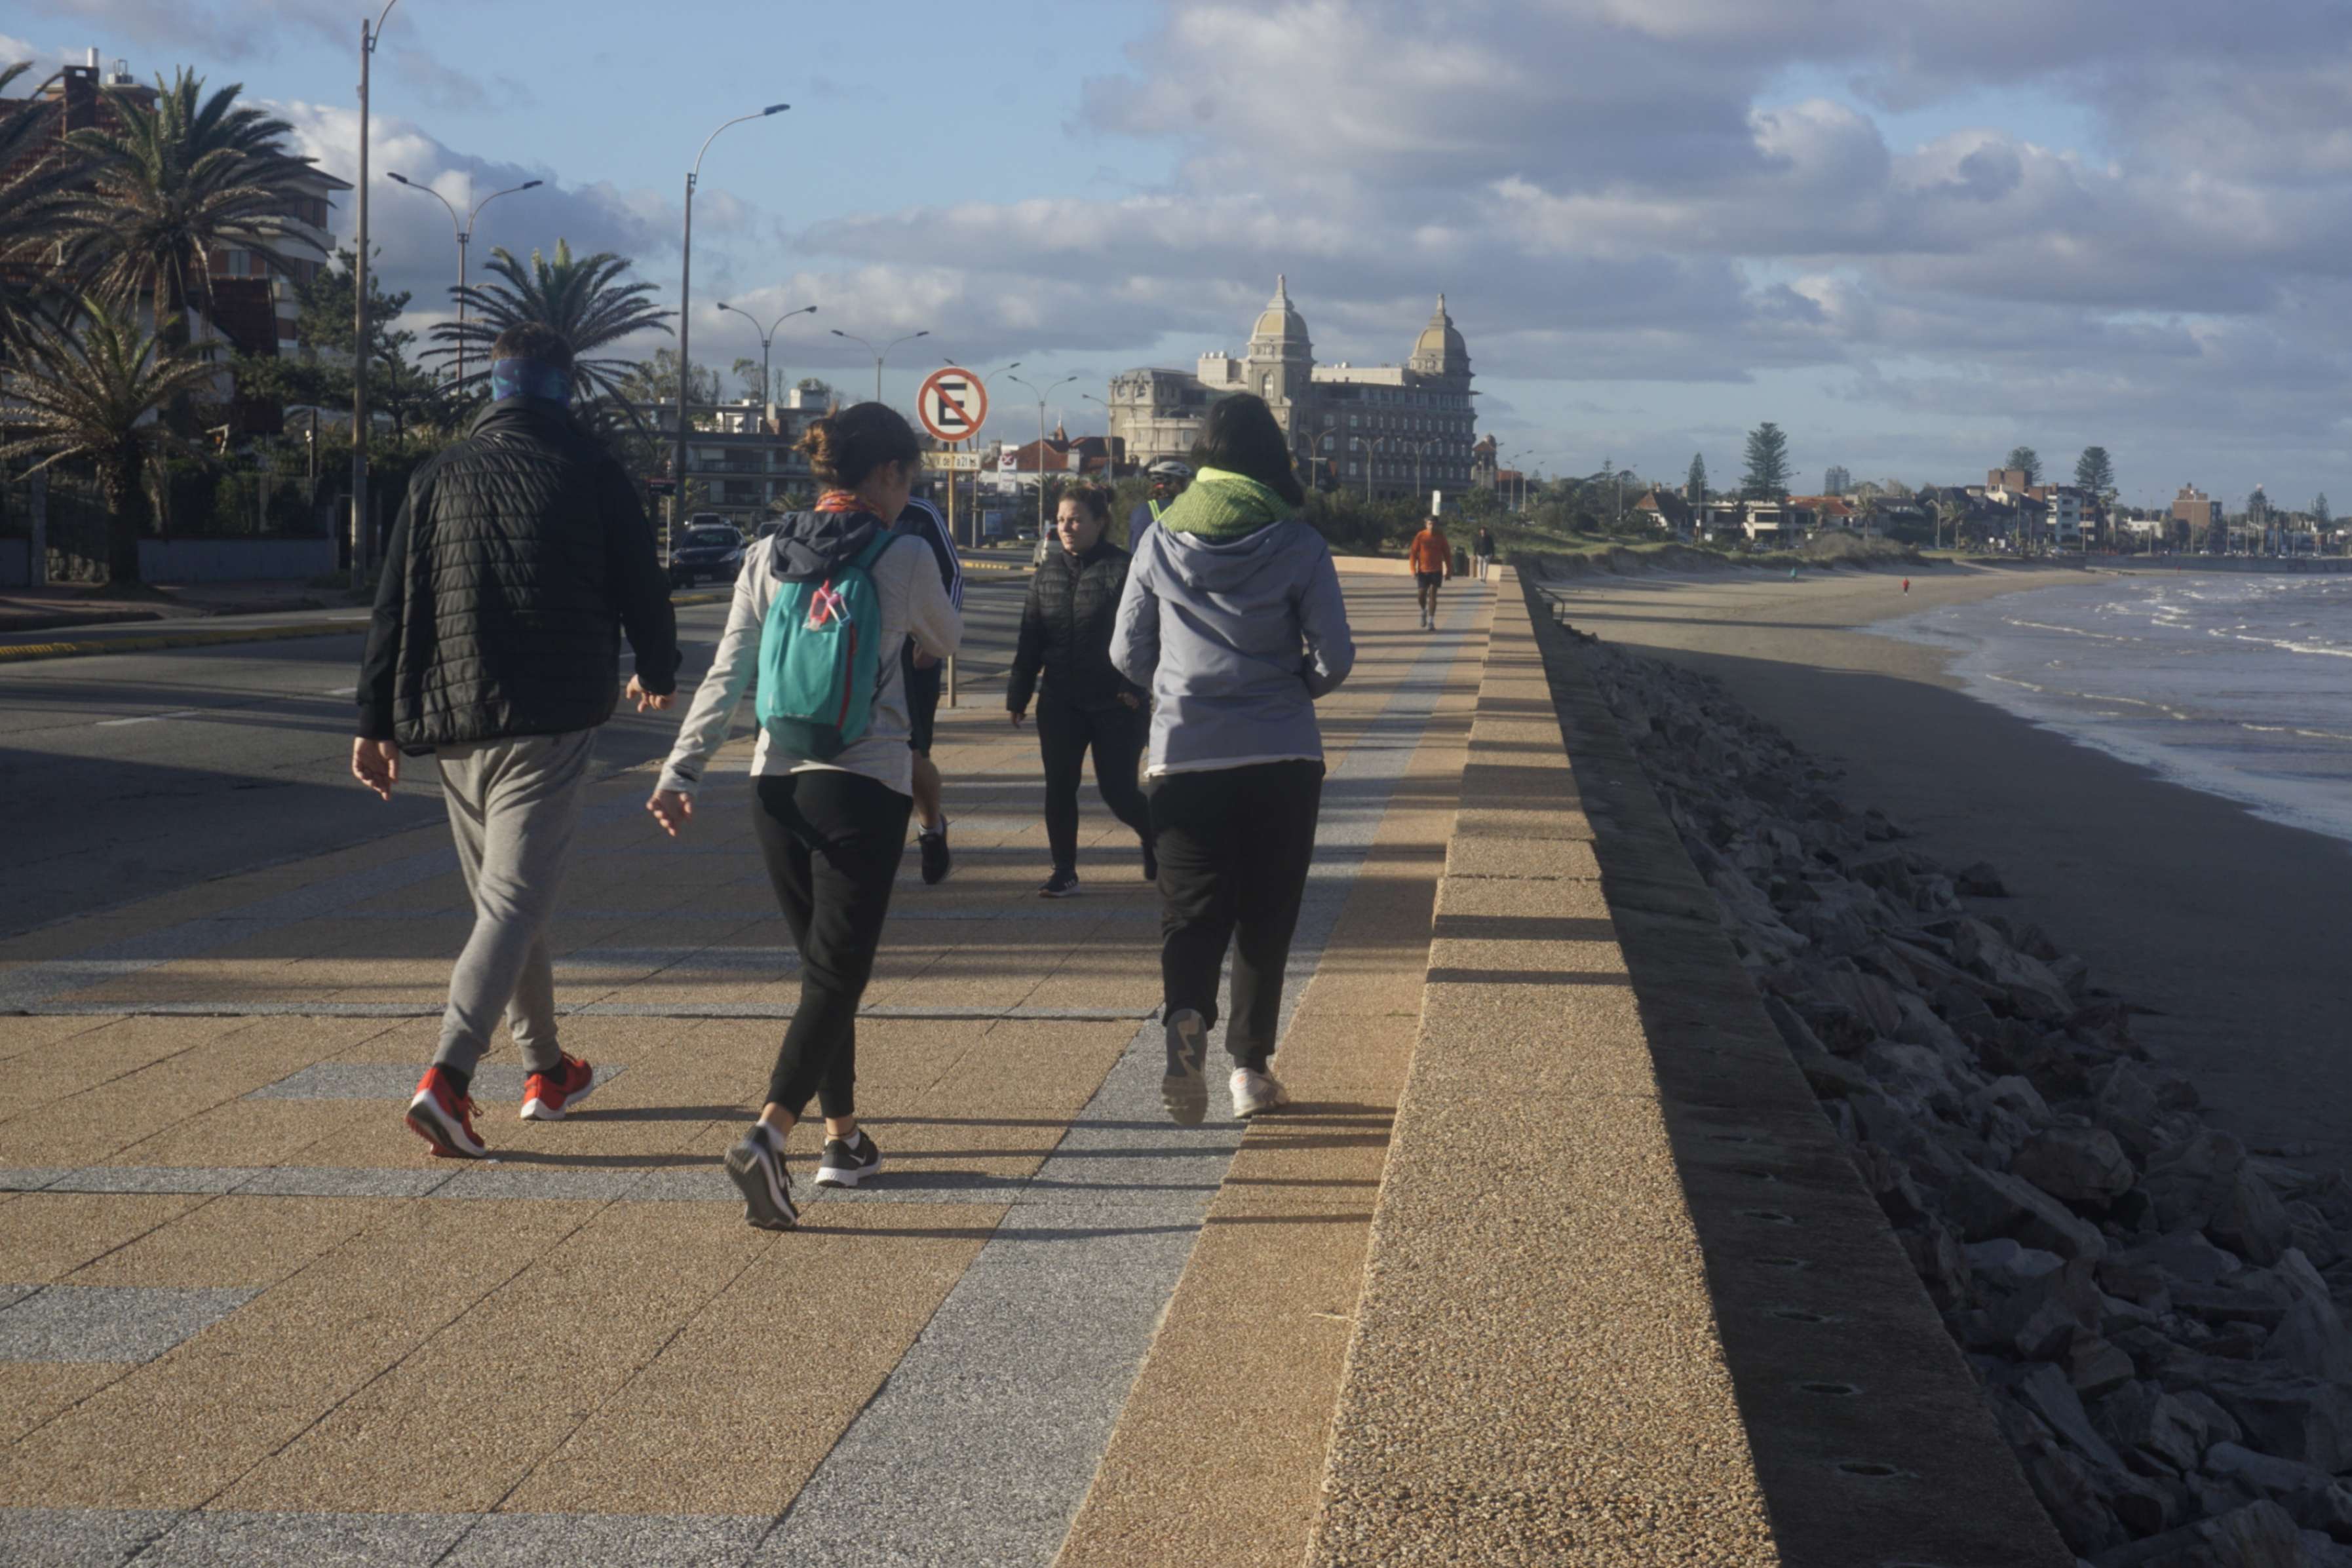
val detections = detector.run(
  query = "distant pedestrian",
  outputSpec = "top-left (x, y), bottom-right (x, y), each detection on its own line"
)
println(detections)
top-left (896, 495), bottom-right (963, 884)
top-left (353, 322), bottom-right (680, 1160)
top-left (1114, 393), bottom-right (1355, 1125)
top-left (1127, 458), bottom-right (1193, 550)
top-left (647, 402), bottom-right (961, 1229)
top-left (1408, 515), bottom-right (1452, 628)
top-left (1009, 484), bottom-right (1153, 898)
top-left (1902, 577), bottom-right (1911, 594)
top-left (1473, 526), bottom-right (1495, 581)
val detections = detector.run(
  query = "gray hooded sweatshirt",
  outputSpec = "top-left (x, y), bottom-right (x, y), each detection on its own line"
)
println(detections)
top-left (1111, 518), bottom-right (1355, 776)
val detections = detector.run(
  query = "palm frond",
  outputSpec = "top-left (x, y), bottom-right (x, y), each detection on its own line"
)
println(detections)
top-left (425, 239), bottom-right (672, 409)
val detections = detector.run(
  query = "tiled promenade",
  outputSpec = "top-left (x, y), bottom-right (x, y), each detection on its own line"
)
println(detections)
top-left (0, 571), bottom-right (1491, 1567)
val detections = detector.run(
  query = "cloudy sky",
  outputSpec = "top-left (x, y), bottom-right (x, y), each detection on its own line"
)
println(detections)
top-left (7, 0), bottom-right (2349, 507)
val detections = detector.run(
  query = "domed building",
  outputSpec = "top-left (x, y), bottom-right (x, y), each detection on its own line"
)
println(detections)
top-left (1107, 279), bottom-right (1477, 502)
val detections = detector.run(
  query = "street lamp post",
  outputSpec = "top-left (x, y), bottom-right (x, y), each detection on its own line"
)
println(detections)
top-left (1355, 436), bottom-right (1388, 504)
top-left (717, 301), bottom-right (817, 410)
top-left (1081, 392), bottom-right (1119, 482)
top-left (351, 0), bottom-right (402, 581)
top-left (1007, 372), bottom-right (1077, 537)
top-left (387, 172), bottom-right (541, 389)
top-left (1410, 438), bottom-right (1437, 502)
top-left (830, 329), bottom-right (931, 404)
top-left (672, 105), bottom-right (788, 562)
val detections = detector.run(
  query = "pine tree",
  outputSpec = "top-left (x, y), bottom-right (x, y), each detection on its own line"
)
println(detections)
top-left (1686, 452), bottom-right (1707, 505)
top-left (2005, 446), bottom-right (2041, 485)
top-left (2075, 446), bottom-right (2115, 497)
top-left (1741, 423), bottom-right (1790, 501)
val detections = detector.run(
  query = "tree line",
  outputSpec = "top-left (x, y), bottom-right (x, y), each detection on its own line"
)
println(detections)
top-left (0, 60), bottom-right (681, 581)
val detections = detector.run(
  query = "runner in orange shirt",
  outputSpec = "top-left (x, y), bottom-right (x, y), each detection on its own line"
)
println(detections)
top-left (1408, 516), bottom-right (1453, 629)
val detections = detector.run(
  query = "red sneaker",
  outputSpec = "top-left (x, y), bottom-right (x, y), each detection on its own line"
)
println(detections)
top-left (520, 1053), bottom-right (597, 1122)
top-left (407, 1066), bottom-right (488, 1158)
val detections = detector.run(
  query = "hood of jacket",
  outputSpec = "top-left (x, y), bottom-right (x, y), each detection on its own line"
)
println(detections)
top-left (1149, 512), bottom-right (1324, 600)
top-left (766, 508), bottom-right (885, 582)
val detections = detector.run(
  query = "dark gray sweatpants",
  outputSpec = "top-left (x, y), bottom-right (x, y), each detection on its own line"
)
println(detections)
top-left (431, 729), bottom-right (595, 1077)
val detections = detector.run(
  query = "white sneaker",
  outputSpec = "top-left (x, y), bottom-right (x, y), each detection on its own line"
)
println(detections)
top-left (1231, 1067), bottom-right (1290, 1119)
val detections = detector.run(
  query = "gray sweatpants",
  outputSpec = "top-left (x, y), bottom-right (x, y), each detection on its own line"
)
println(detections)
top-left (431, 729), bottom-right (595, 1078)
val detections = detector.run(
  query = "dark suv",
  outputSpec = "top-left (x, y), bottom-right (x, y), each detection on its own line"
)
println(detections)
top-left (670, 522), bottom-right (746, 588)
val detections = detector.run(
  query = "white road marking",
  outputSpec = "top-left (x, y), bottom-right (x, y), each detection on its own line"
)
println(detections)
top-left (321, 686), bottom-right (355, 697)
top-left (94, 709), bottom-right (202, 727)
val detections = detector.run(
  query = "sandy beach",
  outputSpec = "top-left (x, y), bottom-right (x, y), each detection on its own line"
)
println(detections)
top-left (1536, 558), bottom-right (2352, 1169)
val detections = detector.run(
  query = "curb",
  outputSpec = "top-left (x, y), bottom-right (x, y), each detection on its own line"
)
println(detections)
top-left (0, 589), bottom-right (739, 667)
top-left (0, 619), bottom-right (370, 666)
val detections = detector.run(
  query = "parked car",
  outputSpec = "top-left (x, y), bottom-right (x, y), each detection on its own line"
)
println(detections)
top-left (670, 523), bottom-right (746, 588)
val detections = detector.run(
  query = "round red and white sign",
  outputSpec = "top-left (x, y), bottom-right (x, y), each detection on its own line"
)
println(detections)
top-left (916, 367), bottom-right (989, 444)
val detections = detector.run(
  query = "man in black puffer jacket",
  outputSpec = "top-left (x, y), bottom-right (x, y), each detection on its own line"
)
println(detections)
top-left (353, 324), bottom-right (679, 1160)
top-left (1007, 484), bottom-right (1153, 896)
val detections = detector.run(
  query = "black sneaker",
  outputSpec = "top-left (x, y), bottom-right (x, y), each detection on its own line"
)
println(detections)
top-left (1161, 1008), bottom-right (1208, 1126)
top-left (919, 822), bottom-right (951, 885)
top-left (723, 1123), bottom-right (798, 1231)
top-left (815, 1130), bottom-right (883, 1189)
top-left (1141, 838), bottom-right (1158, 883)
top-left (1040, 870), bottom-right (1081, 898)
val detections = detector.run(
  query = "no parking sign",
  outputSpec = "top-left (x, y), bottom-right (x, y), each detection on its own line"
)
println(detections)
top-left (917, 368), bottom-right (988, 444)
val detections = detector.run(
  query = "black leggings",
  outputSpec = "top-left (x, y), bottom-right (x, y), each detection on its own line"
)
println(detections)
top-left (1036, 696), bottom-right (1151, 875)
top-left (752, 770), bottom-right (912, 1119)
top-left (1151, 759), bottom-right (1324, 1071)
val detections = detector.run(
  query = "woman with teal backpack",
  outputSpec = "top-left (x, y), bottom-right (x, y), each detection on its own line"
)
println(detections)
top-left (649, 402), bottom-right (960, 1229)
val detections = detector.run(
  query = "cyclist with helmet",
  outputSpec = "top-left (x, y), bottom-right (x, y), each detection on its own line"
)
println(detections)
top-left (1127, 459), bottom-right (1193, 549)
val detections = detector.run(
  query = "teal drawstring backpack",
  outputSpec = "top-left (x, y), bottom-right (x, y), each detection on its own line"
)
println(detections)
top-left (754, 529), bottom-right (894, 760)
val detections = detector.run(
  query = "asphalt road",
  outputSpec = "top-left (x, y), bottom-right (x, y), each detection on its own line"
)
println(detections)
top-left (0, 573), bottom-right (1030, 938)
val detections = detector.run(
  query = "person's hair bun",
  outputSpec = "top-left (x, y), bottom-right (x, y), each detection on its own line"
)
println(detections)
top-left (798, 402), bottom-right (919, 490)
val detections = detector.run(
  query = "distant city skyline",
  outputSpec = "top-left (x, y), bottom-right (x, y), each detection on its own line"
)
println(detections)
top-left (7, 1), bottom-right (2347, 506)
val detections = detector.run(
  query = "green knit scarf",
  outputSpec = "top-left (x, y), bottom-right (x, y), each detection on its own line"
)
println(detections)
top-left (1155, 466), bottom-right (1292, 542)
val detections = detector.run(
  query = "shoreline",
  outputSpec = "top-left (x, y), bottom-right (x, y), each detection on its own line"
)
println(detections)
top-left (1535, 560), bottom-right (2352, 1172)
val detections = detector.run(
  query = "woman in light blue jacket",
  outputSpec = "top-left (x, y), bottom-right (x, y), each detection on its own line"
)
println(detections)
top-left (1113, 394), bottom-right (1355, 1125)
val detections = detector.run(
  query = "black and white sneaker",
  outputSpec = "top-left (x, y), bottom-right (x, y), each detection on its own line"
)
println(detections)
top-left (1161, 1008), bottom-right (1208, 1126)
top-left (1039, 870), bottom-right (1081, 898)
top-left (919, 822), bottom-right (952, 885)
top-left (723, 1123), bottom-right (798, 1231)
top-left (815, 1129), bottom-right (883, 1189)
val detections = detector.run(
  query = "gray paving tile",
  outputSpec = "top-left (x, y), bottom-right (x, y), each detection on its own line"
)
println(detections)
top-left (44, 1167), bottom-right (263, 1196)
top-left (0, 1168), bottom-right (69, 1191)
top-left (444, 1513), bottom-right (767, 1567)
top-left (0, 1284), bottom-right (256, 1363)
top-left (229, 1166), bottom-right (455, 1199)
top-left (429, 1166), bottom-right (653, 1202)
top-left (137, 1510), bottom-right (473, 1567)
top-left (246, 1063), bottom-right (625, 1102)
top-left (0, 1506), bottom-right (178, 1567)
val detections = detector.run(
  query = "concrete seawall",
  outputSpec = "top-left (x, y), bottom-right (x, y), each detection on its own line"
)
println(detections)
top-left (1303, 571), bottom-right (2070, 1565)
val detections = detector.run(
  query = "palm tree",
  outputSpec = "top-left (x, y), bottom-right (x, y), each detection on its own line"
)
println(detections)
top-left (53, 69), bottom-right (315, 351)
top-left (429, 239), bottom-right (671, 413)
top-left (0, 297), bottom-right (220, 581)
top-left (0, 61), bottom-right (92, 344)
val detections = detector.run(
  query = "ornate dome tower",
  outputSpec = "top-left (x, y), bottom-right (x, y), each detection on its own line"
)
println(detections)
top-left (1245, 275), bottom-right (1314, 407)
top-left (1408, 294), bottom-right (1470, 383)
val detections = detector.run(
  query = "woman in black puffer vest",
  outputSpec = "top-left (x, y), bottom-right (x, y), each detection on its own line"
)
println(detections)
top-left (1007, 484), bottom-right (1155, 896)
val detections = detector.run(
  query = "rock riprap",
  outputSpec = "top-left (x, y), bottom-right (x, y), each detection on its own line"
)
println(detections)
top-left (1583, 636), bottom-right (2352, 1568)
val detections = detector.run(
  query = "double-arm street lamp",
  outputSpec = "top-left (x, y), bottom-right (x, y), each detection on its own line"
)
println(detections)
top-left (672, 105), bottom-right (788, 552)
top-left (1007, 372), bottom-right (1077, 536)
top-left (1353, 436), bottom-right (1389, 503)
top-left (1080, 392), bottom-right (1119, 481)
top-left (830, 329), bottom-right (930, 404)
top-left (717, 301), bottom-right (817, 410)
top-left (350, 0), bottom-right (403, 580)
top-left (386, 173), bottom-right (541, 388)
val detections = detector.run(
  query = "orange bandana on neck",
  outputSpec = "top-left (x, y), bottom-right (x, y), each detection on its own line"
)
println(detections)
top-left (815, 490), bottom-right (866, 513)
